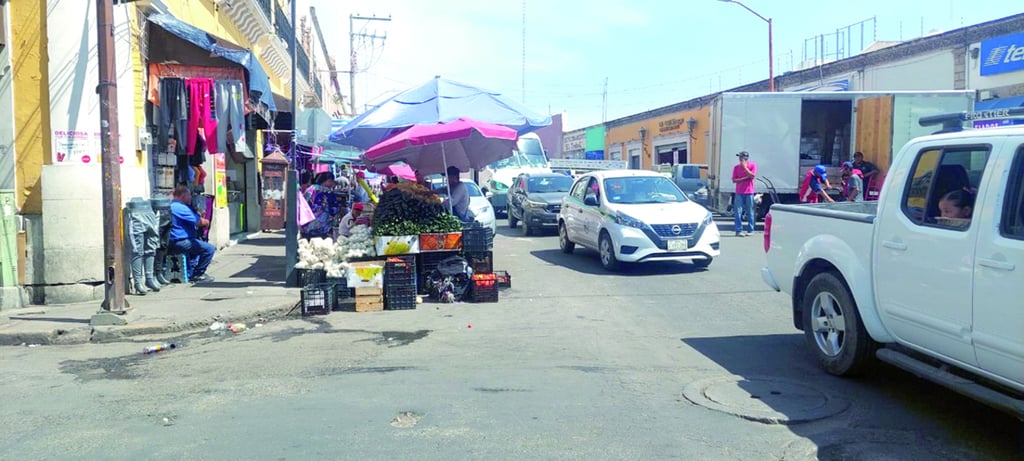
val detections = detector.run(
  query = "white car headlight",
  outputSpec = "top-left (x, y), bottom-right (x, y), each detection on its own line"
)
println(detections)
top-left (702, 211), bottom-right (714, 227)
top-left (615, 211), bottom-right (646, 229)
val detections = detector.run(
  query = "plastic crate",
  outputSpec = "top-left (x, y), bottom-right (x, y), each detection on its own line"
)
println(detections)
top-left (462, 228), bottom-right (494, 252)
top-left (385, 255), bottom-right (417, 277)
top-left (469, 280), bottom-right (499, 303)
top-left (494, 270), bottom-right (511, 289)
top-left (329, 278), bottom-right (354, 311)
top-left (301, 283), bottom-right (332, 315)
top-left (465, 251), bottom-right (493, 275)
top-left (296, 268), bottom-right (327, 287)
top-left (385, 284), bottom-right (418, 310)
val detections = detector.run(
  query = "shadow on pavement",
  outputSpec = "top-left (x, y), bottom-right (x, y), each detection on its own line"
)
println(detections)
top-left (681, 334), bottom-right (1020, 459)
top-left (529, 249), bottom-right (705, 276)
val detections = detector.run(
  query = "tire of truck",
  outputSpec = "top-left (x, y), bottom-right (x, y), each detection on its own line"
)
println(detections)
top-left (801, 271), bottom-right (877, 377)
top-left (756, 196), bottom-right (773, 221)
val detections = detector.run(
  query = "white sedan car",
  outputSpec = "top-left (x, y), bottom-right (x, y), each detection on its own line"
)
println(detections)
top-left (557, 170), bottom-right (720, 271)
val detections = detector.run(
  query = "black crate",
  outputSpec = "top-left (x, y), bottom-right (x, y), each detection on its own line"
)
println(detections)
top-left (385, 255), bottom-right (417, 273)
top-left (469, 282), bottom-right (499, 303)
top-left (327, 278), bottom-right (354, 311)
top-left (297, 268), bottom-right (327, 287)
top-left (465, 251), bottom-right (493, 275)
top-left (301, 283), bottom-right (331, 315)
top-left (385, 284), bottom-right (418, 310)
top-left (462, 228), bottom-right (494, 252)
top-left (494, 270), bottom-right (511, 289)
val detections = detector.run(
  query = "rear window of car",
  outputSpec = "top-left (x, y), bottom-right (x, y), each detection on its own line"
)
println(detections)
top-left (527, 176), bottom-right (573, 193)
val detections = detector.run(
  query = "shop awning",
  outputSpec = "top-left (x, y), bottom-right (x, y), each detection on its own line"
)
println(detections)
top-left (974, 96), bottom-right (1024, 111)
top-left (147, 13), bottom-right (276, 115)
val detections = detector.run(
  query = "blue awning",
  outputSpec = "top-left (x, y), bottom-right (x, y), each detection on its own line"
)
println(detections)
top-left (148, 14), bottom-right (276, 114)
top-left (974, 96), bottom-right (1024, 111)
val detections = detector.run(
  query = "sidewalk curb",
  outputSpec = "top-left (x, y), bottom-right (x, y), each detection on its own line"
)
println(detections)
top-left (0, 300), bottom-right (300, 347)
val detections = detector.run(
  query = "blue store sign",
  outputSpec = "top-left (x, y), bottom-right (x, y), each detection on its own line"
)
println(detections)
top-left (980, 32), bottom-right (1024, 76)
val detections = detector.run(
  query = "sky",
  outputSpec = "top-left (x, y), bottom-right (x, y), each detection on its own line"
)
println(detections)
top-left (305, 0), bottom-right (1023, 130)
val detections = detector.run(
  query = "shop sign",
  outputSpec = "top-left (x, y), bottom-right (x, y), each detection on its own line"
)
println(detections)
top-left (563, 132), bottom-right (586, 152)
top-left (52, 130), bottom-right (124, 165)
top-left (980, 31), bottom-right (1024, 76)
top-left (658, 118), bottom-right (685, 133)
top-left (214, 153), bottom-right (227, 208)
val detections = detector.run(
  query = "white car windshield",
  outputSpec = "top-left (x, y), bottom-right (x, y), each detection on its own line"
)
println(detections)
top-left (603, 177), bottom-right (688, 204)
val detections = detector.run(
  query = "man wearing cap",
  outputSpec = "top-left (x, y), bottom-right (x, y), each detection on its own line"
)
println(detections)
top-left (841, 161), bottom-right (864, 202)
top-left (799, 165), bottom-right (835, 203)
top-left (338, 202), bottom-right (364, 237)
top-left (447, 165), bottom-right (472, 222)
top-left (731, 151), bottom-right (757, 237)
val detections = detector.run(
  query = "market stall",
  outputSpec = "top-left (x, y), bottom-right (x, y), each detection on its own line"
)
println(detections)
top-left (292, 118), bottom-right (518, 314)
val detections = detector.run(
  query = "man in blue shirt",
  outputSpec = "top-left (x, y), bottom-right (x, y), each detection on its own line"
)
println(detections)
top-left (168, 185), bottom-right (216, 283)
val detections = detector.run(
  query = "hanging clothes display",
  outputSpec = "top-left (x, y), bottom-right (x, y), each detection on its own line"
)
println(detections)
top-left (214, 80), bottom-right (245, 156)
top-left (185, 78), bottom-right (217, 158)
top-left (157, 78), bottom-right (188, 157)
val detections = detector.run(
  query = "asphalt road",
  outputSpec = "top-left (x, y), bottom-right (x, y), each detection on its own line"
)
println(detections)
top-left (0, 219), bottom-right (1019, 460)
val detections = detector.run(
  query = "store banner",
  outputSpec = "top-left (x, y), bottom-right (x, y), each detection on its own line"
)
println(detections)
top-left (980, 31), bottom-right (1024, 76)
top-left (215, 154), bottom-right (227, 208)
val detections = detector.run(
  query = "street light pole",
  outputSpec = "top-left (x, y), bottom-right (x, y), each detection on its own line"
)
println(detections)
top-left (719, 0), bottom-right (774, 92)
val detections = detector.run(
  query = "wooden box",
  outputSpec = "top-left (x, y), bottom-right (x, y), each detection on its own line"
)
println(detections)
top-left (355, 287), bottom-right (384, 312)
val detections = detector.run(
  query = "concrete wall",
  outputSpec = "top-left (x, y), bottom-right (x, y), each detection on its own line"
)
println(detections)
top-left (34, 1), bottom-right (144, 304)
top-left (855, 49), bottom-right (955, 91)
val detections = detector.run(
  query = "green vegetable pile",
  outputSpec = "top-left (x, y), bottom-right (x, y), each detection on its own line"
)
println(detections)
top-left (372, 185), bottom-right (465, 235)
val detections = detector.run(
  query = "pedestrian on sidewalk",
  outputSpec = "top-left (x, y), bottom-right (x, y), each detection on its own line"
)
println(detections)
top-left (168, 185), bottom-right (216, 283)
top-left (731, 151), bottom-right (757, 237)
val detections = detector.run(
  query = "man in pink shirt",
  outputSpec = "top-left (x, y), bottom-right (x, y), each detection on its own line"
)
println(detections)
top-left (731, 151), bottom-right (757, 237)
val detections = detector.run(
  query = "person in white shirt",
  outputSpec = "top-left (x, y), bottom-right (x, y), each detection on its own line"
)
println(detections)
top-left (446, 166), bottom-right (471, 222)
top-left (338, 202), bottom-right (363, 237)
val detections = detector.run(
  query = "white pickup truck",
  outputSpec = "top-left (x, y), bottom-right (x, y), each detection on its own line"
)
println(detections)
top-left (761, 117), bottom-right (1024, 418)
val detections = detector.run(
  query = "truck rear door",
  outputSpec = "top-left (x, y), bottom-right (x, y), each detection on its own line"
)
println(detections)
top-left (854, 95), bottom-right (894, 170)
top-left (972, 143), bottom-right (1024, 386)
top-left (874, 142), bottom-right (993, 367)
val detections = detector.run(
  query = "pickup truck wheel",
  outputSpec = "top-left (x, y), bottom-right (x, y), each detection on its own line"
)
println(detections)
top-left (599, 233), bottom-right (620, 271)
top-left (508, 211), bottom-right (519, 229)
top-left (559, 222), bottom-right (575, 253)
top-left (802, 272), bottom-right (875, 376)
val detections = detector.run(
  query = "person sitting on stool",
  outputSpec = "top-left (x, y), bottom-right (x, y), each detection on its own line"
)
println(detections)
top-left (168, 185), bottom-right (216, 283)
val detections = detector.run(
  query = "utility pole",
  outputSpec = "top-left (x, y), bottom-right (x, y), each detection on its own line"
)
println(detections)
top-left (92, 0), bottom-right (128, 324)
top-left (522, 0), bottom-right (527, 103)
top-left (349, 14), bottom-right (390, 115)
top-left (285, 0), bottom-right (299, 287)
top-left (602, 77), bottom-right (608, 123)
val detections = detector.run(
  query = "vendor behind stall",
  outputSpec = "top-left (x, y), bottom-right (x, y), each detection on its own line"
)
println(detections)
top-left (302, 172), bottom-right (342, 239)
top-left (338, 202), bottom-right (363, 237)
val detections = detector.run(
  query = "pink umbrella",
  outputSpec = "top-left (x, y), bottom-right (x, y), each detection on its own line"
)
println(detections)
top-left (378, 163), bottom-right (417, 181)
top-left (361, 117), bottom-right (519, 175)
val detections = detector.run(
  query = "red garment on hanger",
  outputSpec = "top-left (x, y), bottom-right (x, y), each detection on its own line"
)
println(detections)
top-left (185, 78), bottom-right (218, 156)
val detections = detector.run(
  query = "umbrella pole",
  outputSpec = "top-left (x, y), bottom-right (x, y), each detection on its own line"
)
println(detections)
top-left (443, 144), bottom-right (453, 214)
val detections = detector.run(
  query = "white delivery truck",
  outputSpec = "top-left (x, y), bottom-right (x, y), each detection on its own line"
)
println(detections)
top-left (706, 91), bottom-right (977, 218)
top-left (478, 133), bottom-right (552, 216)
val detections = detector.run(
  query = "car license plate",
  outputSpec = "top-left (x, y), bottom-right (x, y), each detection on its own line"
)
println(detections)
top-left (668, 239), bottom-right (688, 251)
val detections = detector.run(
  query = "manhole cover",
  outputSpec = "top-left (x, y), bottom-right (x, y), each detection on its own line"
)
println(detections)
top-left (682, 375), bottom-right (849, 424)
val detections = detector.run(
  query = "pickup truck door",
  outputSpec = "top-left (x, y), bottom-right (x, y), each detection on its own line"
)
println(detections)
top-left (874, 145), bottom-right (991, 367)
top-left (972, 145), bottom-right (1024, 385)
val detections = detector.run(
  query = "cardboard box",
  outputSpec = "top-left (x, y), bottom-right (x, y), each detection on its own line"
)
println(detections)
top-left (347, 261), bottom-right (384, 288)
top-left (375, 235), bottom-right (420, 256)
